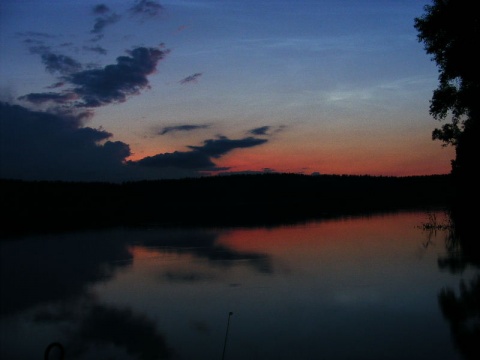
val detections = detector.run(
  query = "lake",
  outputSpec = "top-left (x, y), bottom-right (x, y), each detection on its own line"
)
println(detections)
top-left (0, 209), bottom-right (477, 360)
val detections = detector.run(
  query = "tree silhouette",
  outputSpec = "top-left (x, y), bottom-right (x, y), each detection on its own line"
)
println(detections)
top-left (414, 1), bottom-right (479, 189)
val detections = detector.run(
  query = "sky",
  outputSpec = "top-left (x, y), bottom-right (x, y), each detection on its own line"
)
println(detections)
top-left (0, 0), bottom-right (455, 182)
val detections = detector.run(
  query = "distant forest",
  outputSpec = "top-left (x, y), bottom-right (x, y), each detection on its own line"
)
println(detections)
top-left (1, 173), bottom-right (453, 237)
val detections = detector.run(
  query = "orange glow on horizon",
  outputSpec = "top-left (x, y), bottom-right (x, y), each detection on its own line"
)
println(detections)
top-left (123, 124), bottom-right (455, 177)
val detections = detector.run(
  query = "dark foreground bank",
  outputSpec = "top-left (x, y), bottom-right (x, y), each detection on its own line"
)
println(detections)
top-left (1, 173), bottom-right (452, 237)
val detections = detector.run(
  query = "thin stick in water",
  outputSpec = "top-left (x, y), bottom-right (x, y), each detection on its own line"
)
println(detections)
top-left (221, 311), bottom-right (233, 360)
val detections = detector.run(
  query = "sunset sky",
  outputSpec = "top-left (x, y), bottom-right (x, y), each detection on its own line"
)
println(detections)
top-left (0, 0), bottom-right (455, 182)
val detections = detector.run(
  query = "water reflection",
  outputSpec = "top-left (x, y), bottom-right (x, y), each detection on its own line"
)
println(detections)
top-left (439, 275), bottom-right (480, 360)
top-left (0, 231), bottom-right (132, 317)
top-left (0, 211), bottom-right (474, 359)
top-left (429, 208), bottom-right (480, 360)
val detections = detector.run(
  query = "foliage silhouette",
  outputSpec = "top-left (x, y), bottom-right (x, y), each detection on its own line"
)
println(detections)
top-left (414, 1), bottom-right (479, 192)
top-left (1, 173), bottom-right (451, 237)
top-left (415, 6), bottom-right (479, 356)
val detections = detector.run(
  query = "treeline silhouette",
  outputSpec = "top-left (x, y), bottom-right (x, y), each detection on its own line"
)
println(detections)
top-left (1, 173), bottom-right (453, 237)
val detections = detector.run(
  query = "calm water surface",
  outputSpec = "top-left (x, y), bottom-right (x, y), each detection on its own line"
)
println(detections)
top-left (0, 210), bottom-right (476, 359)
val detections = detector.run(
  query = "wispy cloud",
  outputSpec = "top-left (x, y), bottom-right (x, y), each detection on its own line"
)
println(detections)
top-left (90, 4), bottom-right (120, 41)
top-left (176, 25), bottom-right (189, 33)
top-left (45, 82), bottom-right (66, 89)
top-left (83, 45), bottom-right (108, 55)
top-left (249, 126), bottom-right (270, 136)
top-left (129, 0), bottom-right (164, 19)
top-left (159, 124), bottom-right (209, 135)
top-left (17, 31), bottom-right (54, 39)
top-left (179, 72), bottom-right (202, 85)
top-left (248, 125), bottom-right (286, 136)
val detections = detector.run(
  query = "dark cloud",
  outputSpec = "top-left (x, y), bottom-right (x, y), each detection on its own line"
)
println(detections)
top-left (92, 4), bottom-right (110, 15)
top-left (248, 125), bottom-right (287, 136)
top-left (130, 0), bottom-right (164, 18)
top-left (67, 46), bottom-right (169, 107)
top-left (41, 52), bottom-right (83, 75)
top-left (0, 102), bottom-right (202, 181)
top-left (27, 44), bottom-right (83, 75)
top-left (0, 102), bottom-right (131, 182)
top-left (133, 135), bottom-right (268, 171)
top-left (46, 81), bottom-right (65, 89)
top-left (133, 150), bottom-right (218, 170)
top-left (249, 126), bottom-right (271, 136)
top-left (188, 135), bottom-right (268, 158)
top-left (3, 3), bottom-right (277, 182)
top-left (21, 45), bottom-right (169, 108)
top-left (17, 92), bottom-right (77, 105)
top-left (179, 72), bottom-right (202, 84)
top-left (159, 124), bottom-right (209, 135)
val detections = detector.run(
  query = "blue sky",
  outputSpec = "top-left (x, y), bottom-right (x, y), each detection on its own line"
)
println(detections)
top-left (0, 0), bottom-right (454, 182)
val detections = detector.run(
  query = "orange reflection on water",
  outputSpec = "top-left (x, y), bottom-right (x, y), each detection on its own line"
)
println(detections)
top-left (214, 211), bottom-right (448, 281)
top-left (217, 212), bottom-right (430, 251)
